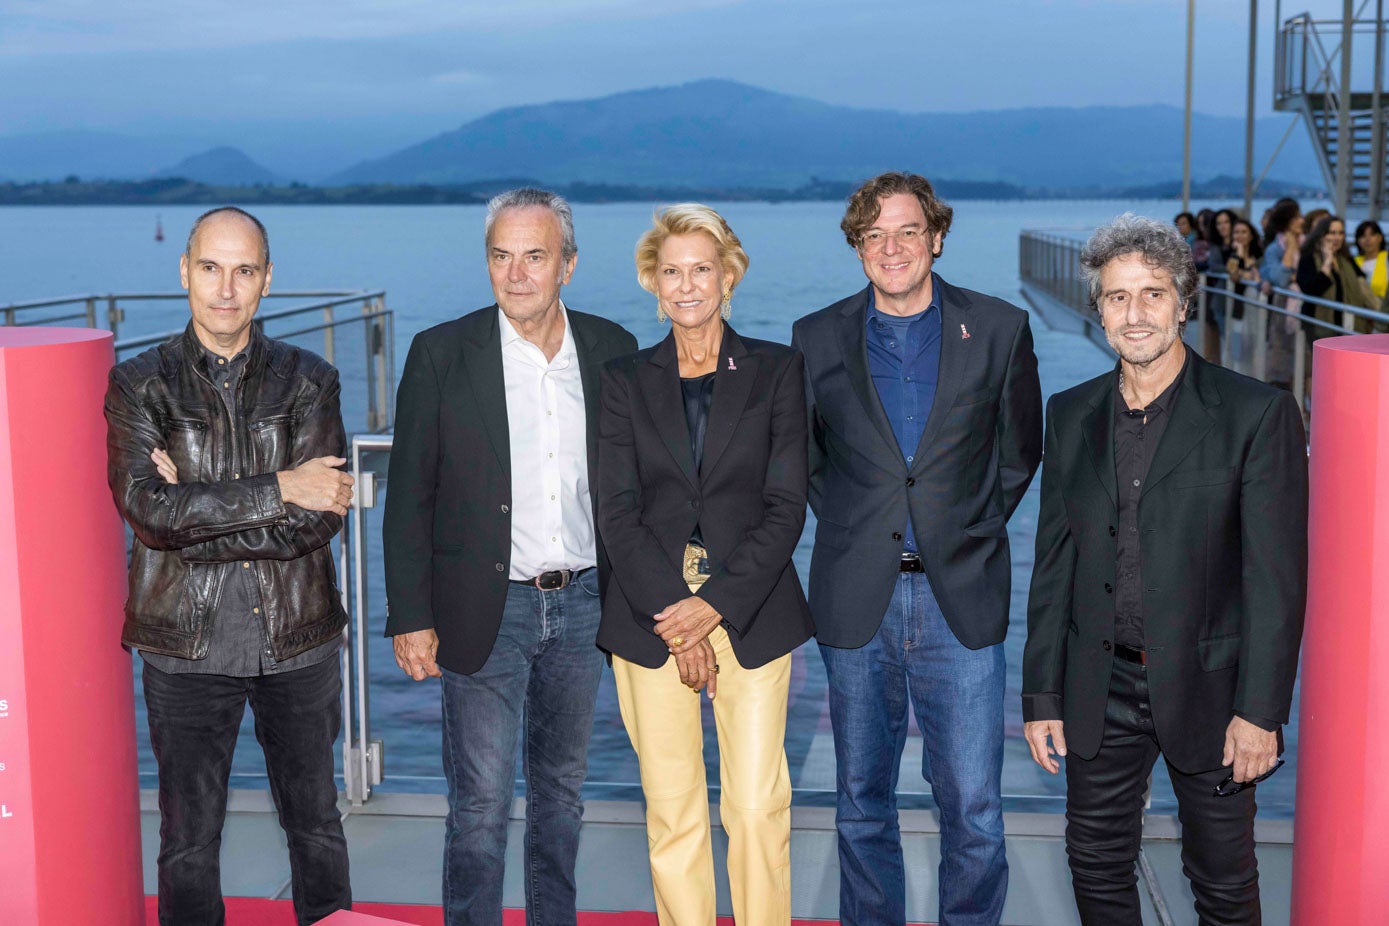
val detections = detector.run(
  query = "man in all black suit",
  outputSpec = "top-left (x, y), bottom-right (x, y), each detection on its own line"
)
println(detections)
top-left (382, 188), bottom-right (636, 926)
top-left (792, 172), bottom-right (1043, 926)
top-left (1022, 214), bottom-right (1307, 925)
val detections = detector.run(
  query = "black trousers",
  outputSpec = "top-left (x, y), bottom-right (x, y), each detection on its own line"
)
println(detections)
top-left (143, 656), bottom-right (352, 926)
top-left (1065, 658), bottom-right (1260, 926)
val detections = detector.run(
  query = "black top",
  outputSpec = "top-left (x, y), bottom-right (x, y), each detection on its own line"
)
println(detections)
top-left (682, 372), bottom-right (716, 547)
top-left (681, 372), bottom-right (717, 472)
top-left (1111, 350), bottom-right (1188, 650)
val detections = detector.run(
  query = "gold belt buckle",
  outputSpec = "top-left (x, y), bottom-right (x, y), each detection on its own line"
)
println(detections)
top-left (682, 542), bottom-right (710, 591)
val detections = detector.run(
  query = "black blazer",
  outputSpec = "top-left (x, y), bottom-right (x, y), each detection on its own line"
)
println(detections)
top-left (1022, 351), bottom-right (1308, 773)
top-left (595, 326), bottom-right (814, 670)
top-left (791, 280), bottom-right (1043, 650)
top-left (382, 306), bottom-right (637, 674)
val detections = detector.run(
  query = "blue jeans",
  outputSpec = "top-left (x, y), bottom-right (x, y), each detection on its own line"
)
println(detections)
top-left (819, 572), bottom-right (1008, 926)
top-left (142, 655), bottom-right (350, 926)
top-left (440, 569), bottom-right (604, 926)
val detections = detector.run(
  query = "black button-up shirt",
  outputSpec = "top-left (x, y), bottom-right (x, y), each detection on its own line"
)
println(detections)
top-left (1112, 352), bottom-right (1188, 649)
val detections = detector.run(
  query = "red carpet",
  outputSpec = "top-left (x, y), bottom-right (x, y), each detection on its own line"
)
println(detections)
top-left (144, 896), bottom-right (934, 924)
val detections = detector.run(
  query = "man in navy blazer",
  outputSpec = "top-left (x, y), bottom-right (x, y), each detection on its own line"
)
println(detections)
top-left (792, 172), bottom-right (1043, 926)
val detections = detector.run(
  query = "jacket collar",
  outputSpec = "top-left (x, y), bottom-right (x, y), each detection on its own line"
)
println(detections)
top-left (638, 323), bottom-right (755, 487)
top-left (834, 278), bottom-right (977, 472)
top-left (177, 320), bottom-right (272, 381)
top-left (1082, 345), bottom-right (1220, 507)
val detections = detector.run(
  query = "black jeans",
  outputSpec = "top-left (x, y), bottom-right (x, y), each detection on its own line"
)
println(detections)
top-left (1065, 658), bottom-right (1260, 926)
top-left (143, 656), bottom-right (351, 925)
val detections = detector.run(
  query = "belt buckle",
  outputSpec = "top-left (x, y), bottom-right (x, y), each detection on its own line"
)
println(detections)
top-left (534, 569), bottom-right (570, 591)
top-left (683, 543), bottom-right (710, 589)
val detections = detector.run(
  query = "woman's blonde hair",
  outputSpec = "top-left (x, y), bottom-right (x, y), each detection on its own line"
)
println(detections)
top-left (634, 203), bottom-right (749, 298)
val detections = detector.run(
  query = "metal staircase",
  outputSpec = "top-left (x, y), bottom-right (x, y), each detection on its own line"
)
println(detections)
top-left (1275, 8), bottom-right (1387, 213)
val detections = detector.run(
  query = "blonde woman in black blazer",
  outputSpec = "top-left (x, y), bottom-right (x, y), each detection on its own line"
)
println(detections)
top-left (596, 204), bottom-right (812, 926)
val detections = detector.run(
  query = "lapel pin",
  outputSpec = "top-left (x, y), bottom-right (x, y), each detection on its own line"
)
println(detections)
top-left (960, 323), bottom-right (971, 340)
top-left (728, 357), bottom-right (737, 371)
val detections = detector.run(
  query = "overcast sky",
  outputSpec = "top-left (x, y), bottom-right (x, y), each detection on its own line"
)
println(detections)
top-left (0, 0), bottom-right (1370, 153)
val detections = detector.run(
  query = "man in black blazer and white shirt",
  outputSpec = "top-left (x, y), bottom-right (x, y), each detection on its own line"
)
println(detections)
top-left (1022, 214), bottom-right (1307, 925)
top-left (382, 189), bottom-right (635, 926)
top-left (792, 173), bottom-right (1043, 926)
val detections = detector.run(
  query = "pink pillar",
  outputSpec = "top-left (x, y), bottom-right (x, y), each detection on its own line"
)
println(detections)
top-left (1291, 334), bottom-right (1389, 923)
top-left (0, 328), bottom-right (142, 925)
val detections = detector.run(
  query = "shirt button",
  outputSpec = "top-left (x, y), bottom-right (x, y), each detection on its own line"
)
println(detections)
top-left (243, 562), bottom-right (250, 568)
top-left (217, 358), bottom-right (225, 365)
top-left (223, 382), bottom-right (230, 388)
top-left (252, 607), bottom-right (260, 614)
top-left (233, 473), bottom-right (240, 479)
top-left (892, 531), bottom-right (903, 541)
top-left (1102, 640), bottom-right (1113, 652)
top-left (1132, 479), bottom-right (1141, 487)
top-left (1104, 583), bottom-right (1113, 593)
top-left (550, 495), bottom-right (556, 501)
top-left (495, 563), bottom-right (505, 572)
top-left (906, 477), bottom-right (916, 487)
top-left (907, 455), bottom-right (914, 463)
top-left (500, 504), bottom-right (509, 513)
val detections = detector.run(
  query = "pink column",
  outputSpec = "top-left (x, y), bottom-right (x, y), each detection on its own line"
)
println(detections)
top-left (0, 328), bottom-right (142, 925)
top-left (1291, 334), bottom-right (1389, 924)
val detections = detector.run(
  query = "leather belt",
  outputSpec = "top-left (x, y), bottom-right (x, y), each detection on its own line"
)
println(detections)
top-left (899, 553), bottom-right (925, 573)
top-left (1114, 642), bottom-right (1148, 666)
top-left (511, 568), bottom-right (588, 591)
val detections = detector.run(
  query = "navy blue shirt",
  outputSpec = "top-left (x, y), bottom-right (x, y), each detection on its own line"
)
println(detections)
top-left (865, 281), bottom-right (942, 553)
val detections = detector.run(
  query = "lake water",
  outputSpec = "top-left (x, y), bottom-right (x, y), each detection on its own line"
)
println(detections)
top-left (0, 197), bottom-right (1300, 816)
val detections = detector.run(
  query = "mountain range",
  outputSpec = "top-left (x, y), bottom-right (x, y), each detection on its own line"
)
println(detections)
top-left (0, 79), bottom-right (1326, 193)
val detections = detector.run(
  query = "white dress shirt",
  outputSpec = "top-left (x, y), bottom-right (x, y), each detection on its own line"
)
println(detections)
top-left (499, 303), bottom-right (596, 579)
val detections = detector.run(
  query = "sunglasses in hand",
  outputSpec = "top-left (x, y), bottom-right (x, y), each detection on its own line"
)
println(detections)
top-left (1214, 759), bottom-right (1285, 797)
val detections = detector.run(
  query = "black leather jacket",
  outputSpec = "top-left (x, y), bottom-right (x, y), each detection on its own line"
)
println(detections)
top-left (105, 324), bottom-right (348, 660)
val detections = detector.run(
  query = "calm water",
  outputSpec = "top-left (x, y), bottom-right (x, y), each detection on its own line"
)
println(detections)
top-left (0, 198), bottom-right (1299, 815)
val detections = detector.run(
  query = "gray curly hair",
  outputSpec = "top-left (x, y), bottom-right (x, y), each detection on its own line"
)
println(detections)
top-left (1079, 213), bottom-right (1198, 311)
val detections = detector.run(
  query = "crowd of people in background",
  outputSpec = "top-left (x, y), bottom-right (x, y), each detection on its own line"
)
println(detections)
top-left (1172, 199), bottom-right (1388, 393)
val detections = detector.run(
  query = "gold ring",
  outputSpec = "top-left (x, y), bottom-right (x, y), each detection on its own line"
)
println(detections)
top-left (671, 635), bottom-right (685, 648)
top-left (713, 664), bottom-right (720, 673)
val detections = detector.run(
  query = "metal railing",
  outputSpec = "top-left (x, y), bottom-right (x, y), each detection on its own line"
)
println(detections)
top-left (1019, 229), bottom-right (1389, 415)
top-left (1, 290), bottom-right (396, 434)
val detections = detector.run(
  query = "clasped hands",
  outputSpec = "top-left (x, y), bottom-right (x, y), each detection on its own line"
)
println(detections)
top-left (654, 596), bottom-right (724, 699)
top-left (151, 448), bottom-right (355, 515)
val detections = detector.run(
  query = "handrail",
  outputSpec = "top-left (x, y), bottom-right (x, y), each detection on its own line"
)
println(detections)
top-left (3, 288), bottom-right (396, 435)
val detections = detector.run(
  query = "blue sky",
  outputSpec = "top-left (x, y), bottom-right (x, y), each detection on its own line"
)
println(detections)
top-left (0, 0), bottom-right (1365, 161)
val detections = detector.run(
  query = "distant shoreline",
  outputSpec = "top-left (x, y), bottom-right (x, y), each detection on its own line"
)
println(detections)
top-left (0, 176), bottom-right (1327, 206)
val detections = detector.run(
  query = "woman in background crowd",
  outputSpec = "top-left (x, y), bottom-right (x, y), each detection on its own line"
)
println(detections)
top-left (1259, 199), bottom-right (1304, 391)
top-left (1354, 219), bottom-right (1387, 305)
top-left (1174, 211), bottom-right (1198, 247)
top-left (1297, 214), bottom-right (1379, 335)
top-left (1227, 218), bottom-right (1264, 289)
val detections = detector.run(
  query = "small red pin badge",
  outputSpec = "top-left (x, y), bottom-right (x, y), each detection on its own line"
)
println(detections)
top-left (960, 324), bottom-right (971, 340)
top-left (728, 357), bottom-right (737, 371)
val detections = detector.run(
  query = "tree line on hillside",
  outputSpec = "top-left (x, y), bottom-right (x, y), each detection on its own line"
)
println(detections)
top-left (0, 174), bottom-right (1323, 206)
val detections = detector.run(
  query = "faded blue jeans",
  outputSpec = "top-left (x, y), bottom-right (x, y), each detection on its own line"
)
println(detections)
top-left (819, 571), bottom-right (1008, 926)
top-left (439, 568), bottom-right (604, 926)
